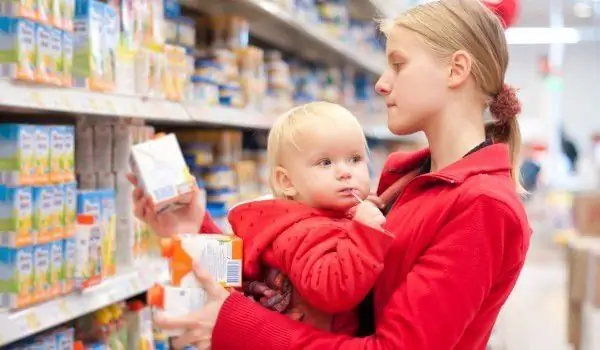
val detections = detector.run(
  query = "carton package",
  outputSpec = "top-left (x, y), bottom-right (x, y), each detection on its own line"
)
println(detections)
top-left (130, 134), bottom-right (194, 213)
top-left (0, 185), bottom-right (34, 247)
top-left (0, 245), bottom-right (34, 309)
top-left (75, 118), bottom-right (94, 174)
top-left (93, 123), bottom-right (113, 173)
top-left (162, 234), bottom-right (242, 288)
top-left (33, 243), bottom-right (51, 302)
top-left (32, 185), bottom-right (54, 244)
top-left (0, 17), bottom-right (36, 81)
top-left (73, 0), bottom-right (104, 90)
top-left (34, 23), bottom-right (51, 84)
top-left (573, 192), bottom-right (600, 237)
top-left (0, 124), bottom-right (36, 185)
top-left (61, 237), bottom-right (75, 294)
top-left (49, 239), bottom-right (63, 297)
top-left (61, 31), bottom-right (73, 87)
top-left (33, 126), bottom-right (50, 184)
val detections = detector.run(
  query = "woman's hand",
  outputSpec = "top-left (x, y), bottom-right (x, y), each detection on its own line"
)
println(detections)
top-left (154, 263), bottom-right (230, 350)
top-left (127, 173), bottom-right (206, 237)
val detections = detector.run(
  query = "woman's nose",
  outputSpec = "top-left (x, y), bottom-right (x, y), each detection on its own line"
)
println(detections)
top-left (375, 72), bottom-right (392, 96)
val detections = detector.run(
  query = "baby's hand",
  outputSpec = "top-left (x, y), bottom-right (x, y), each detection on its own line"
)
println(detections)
top-left (353, 200), bottom-right (386, 230)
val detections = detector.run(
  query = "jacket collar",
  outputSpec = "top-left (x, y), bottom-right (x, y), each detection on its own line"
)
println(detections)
top-left (378, 143), bottom-right (512, 195)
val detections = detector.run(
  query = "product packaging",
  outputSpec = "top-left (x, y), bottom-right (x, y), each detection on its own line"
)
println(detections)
top-left (62, 237), bottom-right (75, 293)
top-left (35, 23), bottom-right (51, 83)
top-left (0, 124), bottom-right (36, 186)
top-left (73, 0), bottom-right (104, 90)
top-left (130, 134), bottom-right (194, 213)
top-left (33, 243), bottom-right (51, 302)
top-left (0, 245), bottom-right (33, 309)
top-left (0, 17), bottom-right (35, 81)
top-left (61, 31), bottom-right (73, 87)
top-left (0, 185), bottom-right (34, 247)
top-left (32, 185), bottom-right (54, 244)
top-left (33, 125), bottom-right (50, 184)
top-left (49, 239), bottom-right (63, 297)
top-left (63, 182), bottom-right (77, 237)
top-left (52, 183), bottom-right (65, 239)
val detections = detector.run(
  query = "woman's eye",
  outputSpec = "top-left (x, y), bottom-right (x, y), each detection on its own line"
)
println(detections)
top-left (392, 62), bottom-right (403, 71)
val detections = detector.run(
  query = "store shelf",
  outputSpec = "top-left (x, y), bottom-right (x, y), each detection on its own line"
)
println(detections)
top-left (185, 104), bottom-right (277, 129)
top-left (0, 79), bottom-right (422, 142)
top-left (0, 79), bottom-right (191, 122)
top-left (0, 260), bottom-right (168, 347)
top-left (179, 0), bottom-right (386, 75)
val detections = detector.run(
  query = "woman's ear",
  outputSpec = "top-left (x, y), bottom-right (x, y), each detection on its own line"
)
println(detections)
top-left (274, 166), bottom-right (297, 198)
top-left (448, 50), bottom-right (472, 88)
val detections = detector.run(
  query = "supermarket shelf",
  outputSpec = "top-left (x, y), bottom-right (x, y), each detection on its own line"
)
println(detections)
top-left (184, 104), bottom-right (277, 129)
top-left (179, 0), bottom-right (386, 75)
top-left (0, 79), bottom-right (420, 142)
top-left (0, 260), bottom-right (168, 347)
top-left (0, 79), bottom-right (191, 123)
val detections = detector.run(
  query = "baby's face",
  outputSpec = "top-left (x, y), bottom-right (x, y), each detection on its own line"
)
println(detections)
top-left (281, 122), bottom-right (371, 212)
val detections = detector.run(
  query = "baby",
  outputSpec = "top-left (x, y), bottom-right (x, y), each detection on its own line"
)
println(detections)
top-left (229, 101), bottom-right (392, 335)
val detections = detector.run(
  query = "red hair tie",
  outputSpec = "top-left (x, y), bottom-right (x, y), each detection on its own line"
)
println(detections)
top-left (489, 84), bottom-right (522, 123)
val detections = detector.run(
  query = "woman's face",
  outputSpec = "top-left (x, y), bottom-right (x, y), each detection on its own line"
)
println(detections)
top-left (375, 27), bottom-right (450, 135)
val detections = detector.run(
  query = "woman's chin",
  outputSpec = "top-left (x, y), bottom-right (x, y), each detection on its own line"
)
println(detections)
top-left (387, 119), bottom-right (420, 136)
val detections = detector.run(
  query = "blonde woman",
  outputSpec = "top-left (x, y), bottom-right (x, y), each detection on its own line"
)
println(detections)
top-left (131, 0), bottom-right (531, 348)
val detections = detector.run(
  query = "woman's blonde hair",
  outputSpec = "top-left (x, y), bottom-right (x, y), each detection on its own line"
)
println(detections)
top-left (267, 101), bottom-right (365, 198)
top-left (382, 0), bottom-right (523, 190)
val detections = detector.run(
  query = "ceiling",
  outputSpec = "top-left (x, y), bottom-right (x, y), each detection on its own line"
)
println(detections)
top-left (516, 0), bottom-right (600, 27)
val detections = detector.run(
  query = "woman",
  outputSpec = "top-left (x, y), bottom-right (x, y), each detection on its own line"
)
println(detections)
top-left (131, 0), bottom-right (531, 348)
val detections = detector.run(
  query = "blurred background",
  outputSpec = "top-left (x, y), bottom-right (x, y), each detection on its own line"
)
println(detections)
top-left (0, 0), bottom-right (597, 349)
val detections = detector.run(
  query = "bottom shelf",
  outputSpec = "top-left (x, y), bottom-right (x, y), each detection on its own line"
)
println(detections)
top-left (0, 260), bottom-right (168, 347)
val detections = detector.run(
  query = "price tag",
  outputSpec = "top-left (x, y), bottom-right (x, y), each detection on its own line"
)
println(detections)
top-left (24, 312), bottom-right (40, 330)
top-left (131, 277), bottom-right (141, 292)
top-left (58, 300), bottom-right (70, 316)
top-left (88, 98), bottom-right (100, 112)
top-left (59, 95), bottom-right (73, 110)
top-left (105, 99), bottom-right (117, 114)
top-left (29, 91), bottom-right (46, 108)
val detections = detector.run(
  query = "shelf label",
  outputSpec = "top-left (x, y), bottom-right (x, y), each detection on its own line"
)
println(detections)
top-left (60, 95), bottom-right (73, 110)
top-left (105, 99), bottom-right (117, 114)
top-left (29, 91), bottom-right (45, 108)
top-left (24, 312), bottom-right (40, 330)
top-left (88, 98), bottom-right (101, 112)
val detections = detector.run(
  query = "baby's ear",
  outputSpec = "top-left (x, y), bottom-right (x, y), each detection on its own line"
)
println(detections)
top-left (274, 166), bottom-right (297, 198)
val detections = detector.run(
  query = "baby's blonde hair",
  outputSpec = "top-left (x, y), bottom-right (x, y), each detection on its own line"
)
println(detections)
top-left (267, 101), bottom-right (365, 198)
top-left (381, 0), bottom-right (523, 191)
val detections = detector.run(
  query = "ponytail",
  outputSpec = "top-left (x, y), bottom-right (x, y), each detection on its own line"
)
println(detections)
top-left (487, 84), bottom-right (524, 192)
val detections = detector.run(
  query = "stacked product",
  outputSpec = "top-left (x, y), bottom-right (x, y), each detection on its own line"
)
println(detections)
top-left (0, 0), bottom-right (74, 85)
top-left (76, 117), bottom-right (160, 269)
top-left (0, 124), bottom-right (76, 310)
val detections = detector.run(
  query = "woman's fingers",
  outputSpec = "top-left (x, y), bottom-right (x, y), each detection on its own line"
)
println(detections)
top-left (171, 328), bottom-right (211, 349)
top-left (192, 262), bottom-right (229, 299)
top-left (154, 313), bottom-right (199, 331)
top-left (126, 172), bottom-right (138, 186)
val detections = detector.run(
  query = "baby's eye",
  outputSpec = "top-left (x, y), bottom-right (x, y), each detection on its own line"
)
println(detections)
top-left (350, 155), bottom-right (363, 163)
top-left (317, 158), bottom-right (332, 167)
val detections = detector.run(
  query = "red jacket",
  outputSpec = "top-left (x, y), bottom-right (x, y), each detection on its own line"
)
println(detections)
top-left (209, 143), bottom-right (532, 350)
top-left (227, 199), bottom-right (392, 333)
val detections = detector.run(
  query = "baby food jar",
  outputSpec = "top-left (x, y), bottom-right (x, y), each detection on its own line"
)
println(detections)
top-left (219, 83), bottom-right (244, 108)
top-left (194, 59), bottom-right (224, 84)
top-left (191, 76), bottom-right (219, 105)
top-left (206, 188), bottom-right (239, 211)
top-left (202, 165), bottom-right (236, 190)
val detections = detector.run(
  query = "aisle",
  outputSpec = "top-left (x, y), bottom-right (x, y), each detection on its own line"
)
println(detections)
top-left (493, 233), bottom-right (571, 350)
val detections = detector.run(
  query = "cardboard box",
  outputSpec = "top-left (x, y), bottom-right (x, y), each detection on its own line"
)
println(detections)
top-left (573, 192), bottom-right (600, 237)
top-left (130, 134), bottom-right (194, 213)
